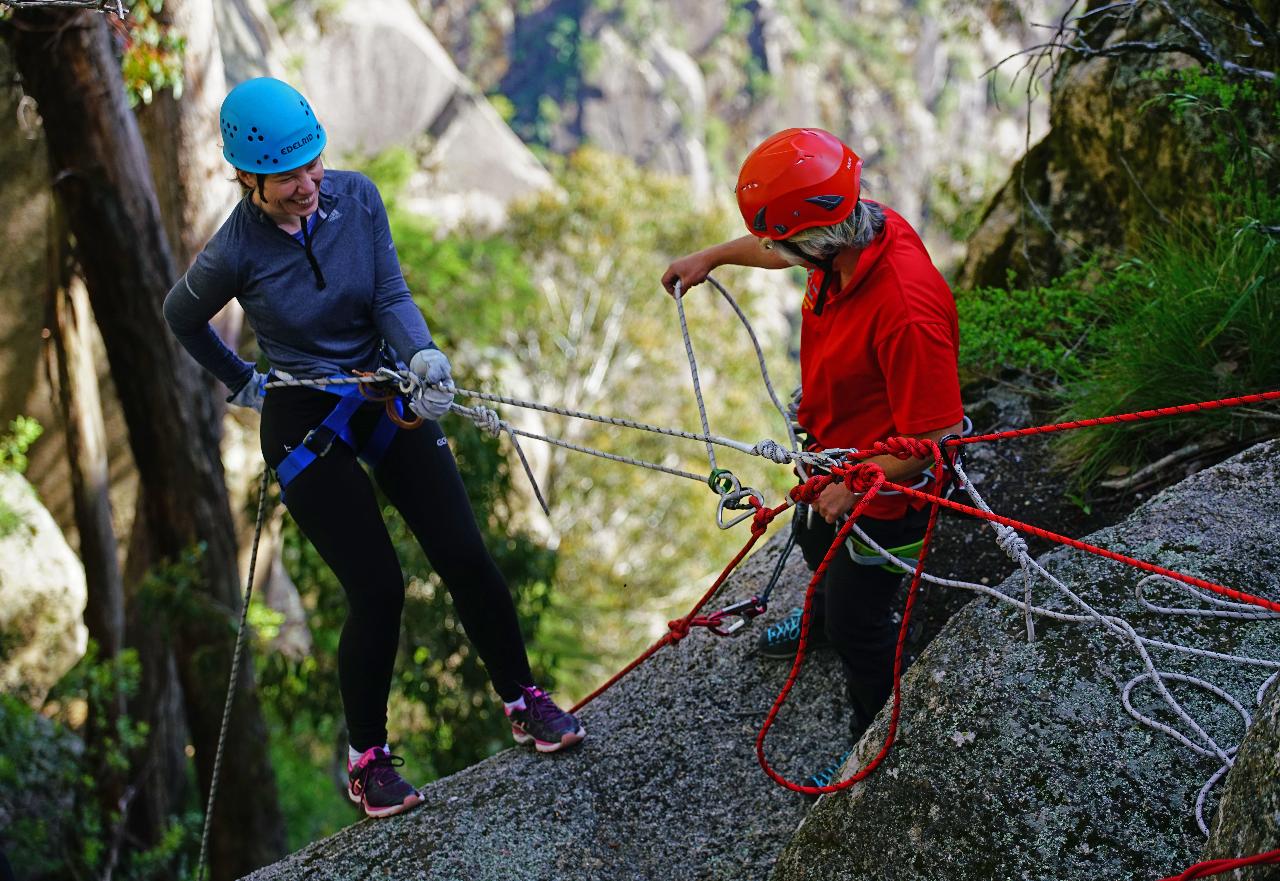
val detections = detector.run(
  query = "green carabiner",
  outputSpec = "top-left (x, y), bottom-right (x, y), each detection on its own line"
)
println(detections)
top-left (707, 468), bottom-right (736, 495)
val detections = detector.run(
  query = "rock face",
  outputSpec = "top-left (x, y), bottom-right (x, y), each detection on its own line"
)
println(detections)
top-left (1203, 671), bottom-right (1280, 878)
top-left (771, 439), bottom-right (1280, 881)
top-left (244, 440), bottom-right (1277, 880)
top-left (289, 0), bottom-right (552, 228)
top-left (956, 0), bottom-right (1280, 288)
top-left (243, 531), bottom-right (852, 881)
top-left (0, 472), bottom-right (88, 704)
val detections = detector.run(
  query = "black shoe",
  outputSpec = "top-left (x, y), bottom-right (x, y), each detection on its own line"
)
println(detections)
top-left (506, 686), bottom-right (586, 753)
top-left (756, 607), bottom-right (828, 659)
top-left (347, 747), bottom-right (423, 818)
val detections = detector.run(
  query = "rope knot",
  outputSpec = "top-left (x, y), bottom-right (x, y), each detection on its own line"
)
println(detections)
top-left (841, 462), bottom-right (884, 495)
top-left (868, 436), bottom-right (935, 460)
top-left (790, 475), bottom-right (830, 505)
top-left (994, 524), bottom-right (1029, 561)
top-left (751, 502), bottom-right (776, 537)
top-left (667, 619), bottom-right (691, 642)
top-left (471, 406), bottom-right (503, 438)
top-left (752, 438), bottom-right (792, 464)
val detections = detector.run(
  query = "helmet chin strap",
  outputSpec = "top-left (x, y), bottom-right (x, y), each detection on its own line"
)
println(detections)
top-left (811, 256), bottom-right (837, 316)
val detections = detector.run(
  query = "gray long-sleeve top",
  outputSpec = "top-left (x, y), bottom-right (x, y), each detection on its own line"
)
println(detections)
top-left (163, 170), bottom-right (433, 394)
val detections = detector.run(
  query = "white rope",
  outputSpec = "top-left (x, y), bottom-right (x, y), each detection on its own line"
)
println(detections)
top-left (672, 280), bottom-right (718, 472)
top-left (848, 457), bottom-right (1278, 835)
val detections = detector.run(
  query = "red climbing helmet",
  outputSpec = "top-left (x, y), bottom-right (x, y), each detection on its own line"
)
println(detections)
top-left (735, 128), bottom-right (862, 240)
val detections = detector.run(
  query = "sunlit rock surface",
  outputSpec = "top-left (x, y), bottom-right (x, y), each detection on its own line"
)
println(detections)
top-left (771, 440), bottom-right (1280, 881)
top-left (0, 472), bottom-right (88, 704)
top-left (243, 528), bottom-right (852, 881)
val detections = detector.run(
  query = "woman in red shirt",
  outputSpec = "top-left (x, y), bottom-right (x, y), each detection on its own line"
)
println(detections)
top-left (662, 128), bottom-right (963, 767)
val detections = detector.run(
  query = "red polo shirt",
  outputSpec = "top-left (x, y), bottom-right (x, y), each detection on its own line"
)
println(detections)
top-left (797, 205), bottom-right (963, 519)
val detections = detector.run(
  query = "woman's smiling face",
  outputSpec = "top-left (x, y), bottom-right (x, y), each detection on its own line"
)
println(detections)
top-left (241, 157), bottom-right (324, 223)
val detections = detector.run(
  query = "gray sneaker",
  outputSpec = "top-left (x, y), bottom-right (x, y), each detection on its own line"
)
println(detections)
top-left (756, 607), bottom-right (829, 659)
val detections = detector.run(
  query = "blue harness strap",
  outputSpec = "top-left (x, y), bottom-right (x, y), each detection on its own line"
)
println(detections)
top-left (275, 380), bottom-right (402, 491)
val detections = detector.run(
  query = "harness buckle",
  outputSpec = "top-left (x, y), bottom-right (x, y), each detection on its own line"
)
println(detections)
top-left (301, 426), bottom-right (338, 458)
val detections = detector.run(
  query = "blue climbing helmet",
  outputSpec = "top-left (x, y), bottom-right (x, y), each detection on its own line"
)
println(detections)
top-left (219, 77), bottom-right (326, 173)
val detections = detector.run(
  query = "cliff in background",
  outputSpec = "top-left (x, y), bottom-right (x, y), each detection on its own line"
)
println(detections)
top-left (420, 0), bottom-right (1053, 270)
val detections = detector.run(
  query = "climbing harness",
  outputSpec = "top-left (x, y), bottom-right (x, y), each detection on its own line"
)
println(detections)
top-left (273, 378), bottom-right (405, 494)
top-left (195, 270), bottom-right (1280, 880)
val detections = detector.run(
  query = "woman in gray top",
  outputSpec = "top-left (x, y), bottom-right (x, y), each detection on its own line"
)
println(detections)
top-left (164, 77), bottom-right (584, 819)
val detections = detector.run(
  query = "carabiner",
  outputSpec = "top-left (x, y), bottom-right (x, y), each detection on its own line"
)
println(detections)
top-left (707, 596), bottom-right (767, 636)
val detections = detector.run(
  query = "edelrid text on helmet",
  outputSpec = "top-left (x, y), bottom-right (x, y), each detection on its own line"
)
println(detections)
top-left (220, 77), bottom-right (327, 172)
top-left (734, 128), bottom-right (862, 240)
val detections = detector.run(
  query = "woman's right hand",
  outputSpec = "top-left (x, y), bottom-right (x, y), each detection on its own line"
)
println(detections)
top-left (661, 251), bottom-right (715, 298)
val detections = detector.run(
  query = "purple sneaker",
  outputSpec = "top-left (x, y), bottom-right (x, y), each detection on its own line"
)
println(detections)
top-left (506, 686), bottom-right (586, 753)
top-left (347, 747), bottom-right (423, 818)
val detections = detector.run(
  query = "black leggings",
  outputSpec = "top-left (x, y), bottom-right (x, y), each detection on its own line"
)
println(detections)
top-left (261, 386), bottom-right (533, 750)
top-left (795, 503), bottom-right (929, 725)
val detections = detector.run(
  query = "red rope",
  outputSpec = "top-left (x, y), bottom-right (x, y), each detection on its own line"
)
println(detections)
top-left (570, 498), bottom-right (787, 714)
top-left (883, 477), bottom-right (1280, 615)
top-left (1158, 849), bottom-right (1280, 880)
top-left (564, 390), bottom-right (1279, 873)
top-left (953, 390), bottom-right (1280, 446)
top-left (753, 444), bottom-right (947, 795)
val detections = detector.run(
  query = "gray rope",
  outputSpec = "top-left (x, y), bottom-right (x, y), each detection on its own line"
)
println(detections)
top-left (451, 401), bottom-right (705, 484)
top-left (195, 469), bottom-right (271, 881)
top-left (672, 280), bottom-right (718, 472)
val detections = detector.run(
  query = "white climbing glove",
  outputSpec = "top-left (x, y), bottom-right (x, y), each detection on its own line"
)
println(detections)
top-left (228, 370), bottom-right (268, 412)
top-left (408, 347), bottom-right (455, 421)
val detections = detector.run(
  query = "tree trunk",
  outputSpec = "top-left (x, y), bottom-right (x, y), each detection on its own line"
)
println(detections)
top-left (135, 0), bottom-right (238, 271)
top-left (44, 211), bottom-right (126, 660)
top-left (135, 0), bottom-right (245, 400)
top-left (7, 10), bottom-right (286, 879)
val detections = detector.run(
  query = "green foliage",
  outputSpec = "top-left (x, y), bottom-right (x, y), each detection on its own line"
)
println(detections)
top-left (119, 0), bottom-right (186, 107)
top-left (955, 261), bottom-right (1125, 385)
top-left (1053, 216), bottom-right (1280, 487)
top-left (0, 415), bottom-right (42, 473)
top-left (0, 644), bottom-right (197, 880)
top-left (0, 415), bottom-right (41, 539)
top-left (1147, 66), bottom-right (1279, 217)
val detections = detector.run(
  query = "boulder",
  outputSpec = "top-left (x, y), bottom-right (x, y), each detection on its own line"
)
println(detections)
top-left (1203, 669), bottom-right (1280, 878)
top-left (0, 471), bottom-right (88, 704)
top-left (242, 436), bottom-right (1277, 880)
top-left (292, 0), bottom-right (551, 225)
top-left (772, 439), bottom-right (1280, 880)
top-left (956, 0), bottom-right (1279, 289)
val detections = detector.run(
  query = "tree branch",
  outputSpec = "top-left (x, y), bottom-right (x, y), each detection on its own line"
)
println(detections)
top-left (0, 0), bottom-right (124, 14)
